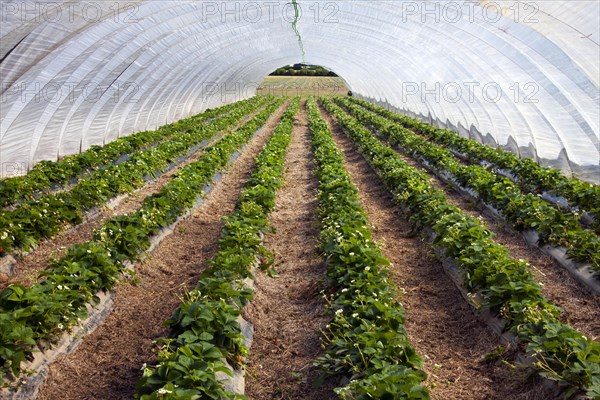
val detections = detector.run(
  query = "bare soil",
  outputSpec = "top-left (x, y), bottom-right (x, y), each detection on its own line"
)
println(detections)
top-left (244, 102), bottom-right (337, 400)
top-left (36, 102), bottom-right (289, 400)
top-left (396, 150), bottom-right (600, 341)
top-left (319, 106), bottom-right (557, 400)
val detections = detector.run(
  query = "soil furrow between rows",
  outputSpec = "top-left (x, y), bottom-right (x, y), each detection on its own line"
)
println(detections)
top-left (394, 148), bottom-right (600, 340)
top-left (36, 102), bottom-right (289, 400)
top-left (244, 102), bottom-right (336, 400)
top-left (320, 106), bottom-right (555, 400)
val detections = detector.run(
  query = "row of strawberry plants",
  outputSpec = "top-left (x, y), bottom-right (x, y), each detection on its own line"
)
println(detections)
top-left (0, 98), bottom-right (285, 385)
top-left (0, 96), bottom-right (272, 256)
top-left (0, 101), bottom-right (240, 209)
top-left (306, 97), bottom-right (429, 399)
top-left (322, 98), bottom-right (600, 398)
top-left (135, 98), bottom-right (300, 399)
top-left (335, 97), bottom-right (600, 273)
top-left (346, 97), bottom-right (600, 224)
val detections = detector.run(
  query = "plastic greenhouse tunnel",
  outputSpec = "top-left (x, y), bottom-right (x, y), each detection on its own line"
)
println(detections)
top-left (0, 1), bottom-right (599, 400)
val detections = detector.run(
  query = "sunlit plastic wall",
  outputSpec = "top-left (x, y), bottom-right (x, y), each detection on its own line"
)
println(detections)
top-left (1, 1), bottom-right (598, 181)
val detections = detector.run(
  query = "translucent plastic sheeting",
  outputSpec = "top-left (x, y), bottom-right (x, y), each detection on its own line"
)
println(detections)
top-left (0, 0), bottom-right (598, 182)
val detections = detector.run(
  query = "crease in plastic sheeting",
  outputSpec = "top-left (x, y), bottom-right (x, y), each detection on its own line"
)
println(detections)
top-left (291, 0), bottom-right (305, 62)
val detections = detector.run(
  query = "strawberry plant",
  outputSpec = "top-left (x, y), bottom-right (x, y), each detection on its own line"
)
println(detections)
top-left (334, 97), bottom-right (600, 273)
top-left (346, 97), bottom-right (600, 224)
top-left (307, 97), bottom-right (429, 399)
top-left (322, 97), bottom-right (600, 397)
top-left (0, 97), bottom-right (272, 255)
top-left (0, 100), bottom-right (241, 209)
top-left (137, 98), bottom-right (300, 398)
top-left (0, 98), bottom-right (285, 385)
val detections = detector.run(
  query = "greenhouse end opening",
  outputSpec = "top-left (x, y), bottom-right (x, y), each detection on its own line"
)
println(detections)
top-left (257, 64), bottom-right (350, 97)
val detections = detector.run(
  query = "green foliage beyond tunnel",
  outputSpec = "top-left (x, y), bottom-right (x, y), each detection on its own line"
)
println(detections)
top-left (270, 64), bottom-right (338, 77)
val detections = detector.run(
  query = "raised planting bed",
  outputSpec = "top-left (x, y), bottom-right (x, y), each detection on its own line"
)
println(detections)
top-left (0, 99), bottom-right (285, 396)
top-left (0, 97), bottom-right (272, 260)
top-left (136, 98), bottom-right (300, 399)
top-left (307, 97), bottom-right (429, 399)
top-left (322, 97), bottom-right (600, 399)
top-left (347, 96), bottom-right (600, 233)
